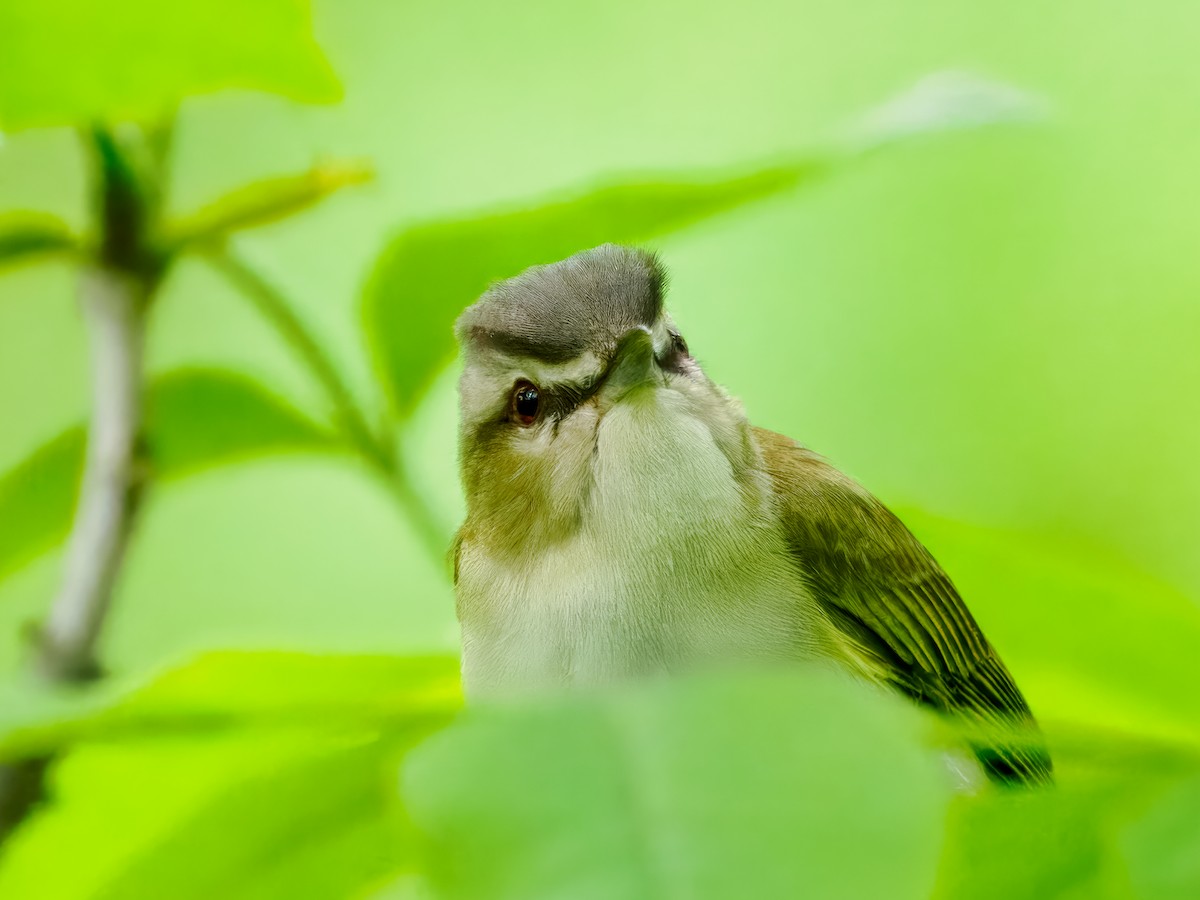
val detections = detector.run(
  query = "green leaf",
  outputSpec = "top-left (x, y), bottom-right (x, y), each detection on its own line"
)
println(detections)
top-left (935, 775), bottom-right (1148, 899)
top-left (361, 72), bottom-right (1043, 419)
top-left (144, 367), bottom-right (335, 475)
top-left (932, 725), bottom-right (1200, 899)
top-left (0, 368), bottom-right (333, 586)
top-left (167, 160), bottom-right (373, 250)
top-left (94, 740), bottom-right (416, 900)
top-left (0, 430), bottom-right (86, 586)
top-left (0, 650), bottom-right (461, 760)
top-left (404, 669), bottom-right (949, 900)
top-left (0, 0), bottom-right (340, 131)
top-left (1122, 773), bottom-right (1200, 900)
top-left (0, 652), bottom-right (460, 899)
top-left (0, 212), bottom-right (78, 270)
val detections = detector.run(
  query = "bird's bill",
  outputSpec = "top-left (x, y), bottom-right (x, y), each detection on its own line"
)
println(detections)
top-left (599, 326), bottom-right (659, 403)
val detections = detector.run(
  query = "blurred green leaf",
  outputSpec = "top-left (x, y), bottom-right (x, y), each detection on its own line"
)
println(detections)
top-left (361, 72), bottom-right (1042, 419)
top-left (1122, 774), bottom-right (1200, 900)
top-left (933, 724), bottom-right (1200, 899)
top-left (0, 652), bottom-right (460, 899)
top-left (404, 669), bottom-right (948, 900)
top-left (167, 160), bottom-right (373, 250)
top-left (935, 778), bottom-right (1143, 899)
top-left (0, 368), bottom-right (334, 586)
top-left (0, 650), bottom-right (461, 761)
top-left (95, 740), bottom-right (416, 900)
top-left (0, 213), bottom-right (78, 270)
top-left (898, 509), bottom-right (1200, 745)
top-left (144, 367), bottom-right (335, 475)
top-left (0, 0), bottom-right (340, 130)
top-left (0, 430), bottom-right (86, 587)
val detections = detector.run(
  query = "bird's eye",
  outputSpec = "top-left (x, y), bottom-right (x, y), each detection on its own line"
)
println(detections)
top-left (510, 380), bottom-right (541, 426)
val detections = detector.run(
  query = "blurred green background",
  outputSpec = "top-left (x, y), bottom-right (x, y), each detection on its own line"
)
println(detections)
top-left (5, 0), bottom-right (1200, 676)
top-left (2, 0), bottom-right (1200, 897)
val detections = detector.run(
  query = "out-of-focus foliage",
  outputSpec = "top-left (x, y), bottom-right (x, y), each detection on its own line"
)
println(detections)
top-left (362, 72), bottom-right (1039, 419)
top-left (0, 75), bottom-right (1035, 588)
top-left (0, 652), bottom-right (459, 898)
top-left (0, 636), bottom-right (1198, 897)
top-left (1, 0), bottom-right (1199, 897)
top-left (405, 670), bottom-right (948, 900)
top-left (166, 161), bottom-right (374, 250)
top-left (0, 0), bottom-right (339, 130)
top-left (0, 370), bottom-right (332, 582)
top-left (363, 170), bottom-right (815, 418)
top-left (0, 213), bottom-right (78, 270)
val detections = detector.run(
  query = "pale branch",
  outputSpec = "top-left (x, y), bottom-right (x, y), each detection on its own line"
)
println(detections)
top-left (0, 126), bottom-right (158, 849)
top-left (38, 268), bottom-right (148, 681)
top-left (0, 268), bottom-right (151, 846)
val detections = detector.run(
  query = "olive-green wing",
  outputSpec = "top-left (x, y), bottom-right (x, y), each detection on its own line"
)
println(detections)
top-left (755, 427), bottom-right (1051, 785)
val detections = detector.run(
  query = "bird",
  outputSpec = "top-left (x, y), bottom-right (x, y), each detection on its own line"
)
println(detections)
top-left (451, 242), bottom-right (1051, 785)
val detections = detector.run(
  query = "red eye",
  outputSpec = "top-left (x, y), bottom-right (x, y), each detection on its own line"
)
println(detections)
top-left (511, 380), bottom-right (541, 426)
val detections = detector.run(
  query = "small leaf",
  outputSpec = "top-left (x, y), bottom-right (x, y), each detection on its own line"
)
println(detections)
top-left (0, 429), bottom-right (86, 585)
top-left (167, 160), bottom-right (373, 250)
top-left (0, 0), bottom-right (340, 131)
top-left (361, 72), bottom-right (1043, 419)
top-left (404, 669), bottom-right (948, 900)
top-left (0, 212), bottom-right (78, 270)
top-left (0, 369), bottom-right (334, 585)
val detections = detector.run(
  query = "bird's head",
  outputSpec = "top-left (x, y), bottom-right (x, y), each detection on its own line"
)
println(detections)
top-left (455, 244), bottom-right (760, 556)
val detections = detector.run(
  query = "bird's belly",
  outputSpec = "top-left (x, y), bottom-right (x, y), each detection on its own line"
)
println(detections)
top-left (457, 534), bottom-right (829, 699)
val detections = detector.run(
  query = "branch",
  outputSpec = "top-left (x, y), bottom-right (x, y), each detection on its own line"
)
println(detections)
top-left (37, 268), bottom-right (147, 681)
top-left (0, 126), bottom-right (158, 848)
top-left (0, 266), bottom-right (148, 847)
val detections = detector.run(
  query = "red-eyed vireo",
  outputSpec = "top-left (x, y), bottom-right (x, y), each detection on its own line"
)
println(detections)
top-left (452, 244), bottom-right (1051, 785)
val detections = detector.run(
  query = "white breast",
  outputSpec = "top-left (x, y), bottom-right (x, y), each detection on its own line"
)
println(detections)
top-left (456, 386), bottom-right (833, 699)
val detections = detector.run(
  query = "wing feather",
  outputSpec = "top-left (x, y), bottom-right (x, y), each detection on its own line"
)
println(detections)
top-left (755, 427), bottom-right (1051, 784)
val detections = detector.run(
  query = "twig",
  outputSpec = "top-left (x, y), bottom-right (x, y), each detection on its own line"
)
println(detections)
top-left (207, 248), bottom-right (451, 569)
top-left (39, 269), bottom-right (148, 680)
top-left (205, 248), bottom-right (391, 470)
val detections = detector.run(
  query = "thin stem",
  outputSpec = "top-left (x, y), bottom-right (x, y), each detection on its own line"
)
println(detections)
top-left (205, 248), bottom-right (392, 471)
top-left (207, 248), bottom-right (451, 569)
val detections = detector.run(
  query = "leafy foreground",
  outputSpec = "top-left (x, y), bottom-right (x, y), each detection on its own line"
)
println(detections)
top-left (0, 504), bottom-right (1198, 899)
top-left (0, 641), bottom-right (1196, 899)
